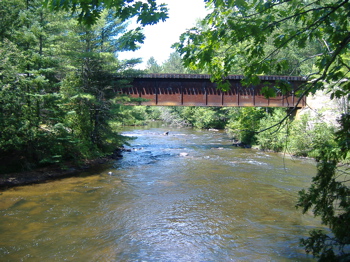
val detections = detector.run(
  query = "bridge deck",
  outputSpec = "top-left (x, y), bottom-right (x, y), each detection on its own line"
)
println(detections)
top-left (120, 74), bottom-right (306, 108)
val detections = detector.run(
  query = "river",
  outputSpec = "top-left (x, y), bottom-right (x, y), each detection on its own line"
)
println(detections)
top-left (0, 125), bottom-right (322, 261)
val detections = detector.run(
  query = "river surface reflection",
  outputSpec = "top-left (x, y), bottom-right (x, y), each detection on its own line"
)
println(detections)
top-left (0, 126), bottom-right (321, 261)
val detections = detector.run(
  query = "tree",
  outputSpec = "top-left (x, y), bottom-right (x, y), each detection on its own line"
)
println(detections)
top-left (226, 107), bottom-right (266, 145)
top-left (43, 0), bottom-right (168, 25)
top-left (0, 0), bottom-right (159, 171)
top-left (43, 0), bottom-right (169, 53)
top-left (162, 52), bottom-right (187, 74)
top-left (174, 0), bottom-right (350, 260)
top-left (146, 56), bottom-right (162, 73)
top-left (0, 0), bottom-right (71, 170)
top-left (174, 0), bottom-right (349, 96)
top-left (180, 106), bottom-right (229, 129)
top-left (59, 10), bottom-right (138, 156)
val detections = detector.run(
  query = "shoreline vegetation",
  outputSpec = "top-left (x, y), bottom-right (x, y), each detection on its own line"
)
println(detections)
top-left (0, 130), bottom-right (317, 190)
top-left (0, 99), bottom-right (340, 190)
top-left (1, 0), bottom-right (348, 259)
top-left (0, 144), bottom-right (318, 190)
top-left (0, 100), bottom-right (340, 190)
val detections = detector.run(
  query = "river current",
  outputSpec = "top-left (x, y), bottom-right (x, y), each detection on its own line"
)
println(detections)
top-left (0, 125), bottom-right (322, 261)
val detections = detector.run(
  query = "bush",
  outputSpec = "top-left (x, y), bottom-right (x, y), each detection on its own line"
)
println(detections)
top-left (288, 114), bottom-right (336, 158)
top-left (256, 108), bottom-right (290, 151)
top-left (255, 110), bottom-right (337, 158)
top-left (180, 107), bottom-right (228, 129)
top-left (226, 107), bottom-right (266, 145)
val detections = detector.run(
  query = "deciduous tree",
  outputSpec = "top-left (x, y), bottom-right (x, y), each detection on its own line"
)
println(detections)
top-left (43, 0), bottom-right (168, 26)
top-left (174, 0), bottom-right (350, 259)
top-left (174, 0), bottom-right (349, 97)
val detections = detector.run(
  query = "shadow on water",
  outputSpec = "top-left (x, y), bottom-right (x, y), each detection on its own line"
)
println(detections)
top-left (0, 125), bottom-right (321, 261)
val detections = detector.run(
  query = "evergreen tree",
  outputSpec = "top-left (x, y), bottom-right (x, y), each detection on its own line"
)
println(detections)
top-left (0, 0), bottom-right (69, 170)
top-left (0, 0), bottom-right (159, 171)
top-left (59, 10), bottom-right (131, 155)
top-left (146, 56), bottom-right (162, 73)
top-left (162, 52), bottom-right (187, 74)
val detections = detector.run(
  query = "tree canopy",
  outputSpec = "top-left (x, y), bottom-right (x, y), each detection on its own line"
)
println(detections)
top-left (0, 0), bottom-right (168, 171)
top-left (44, 0), bottom-right (169, 53)
top-left (44, 0), bottom-right (168, 26)
top-left (174, 0), bottom-right (349, 99)
top-left (174, 0), bottom-right (350, 260)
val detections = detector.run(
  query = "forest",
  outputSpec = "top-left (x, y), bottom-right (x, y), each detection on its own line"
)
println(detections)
top-left (0, 0), bottom-right (349, 260)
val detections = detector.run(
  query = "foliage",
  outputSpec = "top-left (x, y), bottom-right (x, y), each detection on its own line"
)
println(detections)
top-left (111, 105), bottom-right (161, 126)
top-left (0, 0), bottom-right (71, 170)
top-left (296, 115), bottom-right (350, 261)
top-left (179, 107), bottom-right (229, 129)
top-left (162, 52), bottom-right (187, 74)
top-left (146, 106), bottom-right (231, 129)
top-left (145, 52), bottom-right (203, 74)
top-left (174, 0), bottom-right (349, 259)
top-left (256, 109), bottom-right (337, 158)
top-left (256, 108), bottom-right (290, 152)
top-left (156, 107), bottom-right (190, 127)
top-left (0, 0), bottom-right (164, 173)
top-left (174, 0), bottom-right (349, 97)
top-left (43, 0), bottom-right (168, 26)
top-left (56, 10), bottom-right (138, 157)
top-left (43, 0), bottom-right (169, 59)
top-left (289, 115), bottom-right (337, 159)
top-left (226, 107), bottom-right (266, 145)
top-left (144, 106), bottom-right (163, 121)
top-left (145, 57), bottom-right (162, 73)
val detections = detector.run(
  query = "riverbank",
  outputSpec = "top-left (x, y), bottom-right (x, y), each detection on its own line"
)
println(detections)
top-left (0, 146), bottom-right (127, 189)
top-left (0, 157), bottom-right (116, 190)
top-left (0, 126), bottom-right (320, 261)
top-left (0, 144), bottom-right (315, 190)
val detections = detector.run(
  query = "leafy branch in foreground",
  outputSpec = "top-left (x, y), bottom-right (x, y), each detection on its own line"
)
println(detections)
top-left (296, 114), bottom-right (350, 261)
top-left (43, 0), bottom-right (168, 26)
top-left (43, 0), bottom-right (169, 55)
top-left (174, 0), bottom-right (350, 101)
top-left (174, 0), bottom-right (350, 259)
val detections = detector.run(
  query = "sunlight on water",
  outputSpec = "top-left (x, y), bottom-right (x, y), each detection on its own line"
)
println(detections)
top-left (0, 126), bottom-right (321, 261)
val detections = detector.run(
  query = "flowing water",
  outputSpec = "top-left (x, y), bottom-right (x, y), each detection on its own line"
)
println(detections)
top-left (0, 125), bottom-right (322, 261)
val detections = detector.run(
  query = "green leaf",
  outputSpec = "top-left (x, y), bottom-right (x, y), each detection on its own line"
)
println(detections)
top-left (261, 85), bottom-right (276, 98)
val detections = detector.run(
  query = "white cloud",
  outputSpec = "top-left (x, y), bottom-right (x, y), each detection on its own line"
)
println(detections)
top-left (118, 0), bottom-right (208, 69)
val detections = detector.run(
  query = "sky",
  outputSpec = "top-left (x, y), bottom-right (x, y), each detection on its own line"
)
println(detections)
top-left (118, 0), bottom-right (208, 69)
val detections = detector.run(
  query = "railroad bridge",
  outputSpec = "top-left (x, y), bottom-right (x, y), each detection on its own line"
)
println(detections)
top-left (119, 74), bottom-right (306, 108)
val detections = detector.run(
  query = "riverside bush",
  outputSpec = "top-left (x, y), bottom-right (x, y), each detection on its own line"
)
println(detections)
top-left (226, 107), bottom-right (266, 145)
top-left (288, 115), bottom-right (336, 158)
top-left (256, 108), bottom-right (290, 152)
top-left (256, 110), bottom-right (337, 158)
top-left (180, 107), bottom-right (228, 129)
